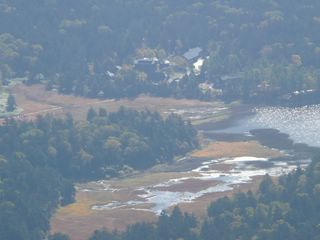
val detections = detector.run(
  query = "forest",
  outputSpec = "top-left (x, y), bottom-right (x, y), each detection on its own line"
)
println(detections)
top-left (1, 1), bottom-right (320, 101)
top-left (0, 108), bottom-right (197, 239)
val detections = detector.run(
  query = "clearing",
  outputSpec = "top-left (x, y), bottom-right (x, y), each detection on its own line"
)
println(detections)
top-left (11, 84), bottom-right (230, 125)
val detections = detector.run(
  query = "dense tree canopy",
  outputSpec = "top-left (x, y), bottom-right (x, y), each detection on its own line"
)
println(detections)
top-left (0, 155), bottom-right (74, 240)
top-left (1, 1), bottom-right (320, 101)
top-left (0, 108), bottom-right (197, 180)
top-left (0, 108), bottom-right (197, 239)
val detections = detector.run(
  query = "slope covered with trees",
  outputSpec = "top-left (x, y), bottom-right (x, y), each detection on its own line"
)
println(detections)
top-left (0, 156), bottom-right (74, 240)
top-left (1, 1), bottom-right (320, 101)
top-left (0, 108), bottom-right (197, 239)
top-left (2, 0), bottom-right (320, 239)
top-left (201, 162), bottom-right (320, 240)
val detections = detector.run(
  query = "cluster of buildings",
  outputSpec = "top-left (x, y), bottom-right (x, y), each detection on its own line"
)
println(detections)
top-left (133, 47), bottom-right (204, 84)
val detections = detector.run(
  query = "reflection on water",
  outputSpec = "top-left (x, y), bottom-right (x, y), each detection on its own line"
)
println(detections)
top-left (223, 105), bottom-right (320, 147)
top-left (89, 156), bottom-right (307, 215)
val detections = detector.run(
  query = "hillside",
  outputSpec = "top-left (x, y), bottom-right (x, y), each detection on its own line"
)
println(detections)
top-left (1, 1), bottom-right (320, 240)
top-left (1, 1), bottom-right (320, 101)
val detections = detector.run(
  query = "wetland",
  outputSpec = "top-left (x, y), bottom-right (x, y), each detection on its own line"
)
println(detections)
top-left (51, 103), bottom-right (320, 240)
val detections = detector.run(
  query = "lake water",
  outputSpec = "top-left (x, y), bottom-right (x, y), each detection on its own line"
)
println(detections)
top-left (223, 104), bottom-right (320, 147)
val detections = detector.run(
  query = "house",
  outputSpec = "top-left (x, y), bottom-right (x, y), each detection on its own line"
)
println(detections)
top-left (183, 47), bottom-right (203, 62)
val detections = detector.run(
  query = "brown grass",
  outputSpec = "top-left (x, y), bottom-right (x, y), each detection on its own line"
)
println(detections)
top-left (192, 141), bottom-right (283, 159)
top-left (154, 179), bottom-right (219, 193)
top-left (12, 84), bottom-right (225, 122)
top-left (177, 175), bottom-right (264, 218)
top-left (51, 208), bottom-right (156, 240)
top-left (51, 186), bottom-right (157, 240)
top-left (108, 171), bottom-right (199, 188)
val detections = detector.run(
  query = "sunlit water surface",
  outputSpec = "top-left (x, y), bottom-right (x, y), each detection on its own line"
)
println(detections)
top-left (225, 104), bottom-right (320, 147)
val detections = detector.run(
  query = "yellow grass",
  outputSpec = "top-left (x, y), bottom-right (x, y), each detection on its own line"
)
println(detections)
top-left (109, 171), bottom-right (199, 188)
top-left (192, 141), bottom-right (283, 158)
top-left (177, 175), bottom-right (264, 217)
top-left (12, 84), bottom-right (228, 123)
top-left (57, 199), bottom-right (93, 217)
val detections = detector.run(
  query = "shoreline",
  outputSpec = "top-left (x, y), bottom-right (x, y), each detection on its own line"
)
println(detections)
top-left (50, 101), bottom-right (320, 239)
top-left (196, 103), bottom-right (254, 131)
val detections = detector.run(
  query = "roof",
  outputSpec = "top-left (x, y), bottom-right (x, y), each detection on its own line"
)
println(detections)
top-left (134, 57), bottom-right (158, 65)
top-left (183, 47), bottom-right (203, 61)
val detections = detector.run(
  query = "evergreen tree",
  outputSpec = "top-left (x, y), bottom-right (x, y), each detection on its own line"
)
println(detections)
top-left (6, 94), bottom-right (16, 112)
